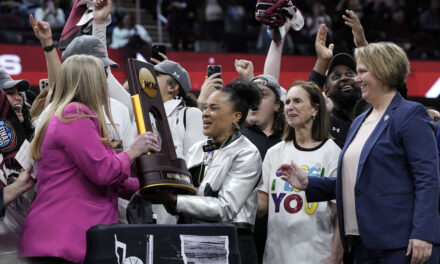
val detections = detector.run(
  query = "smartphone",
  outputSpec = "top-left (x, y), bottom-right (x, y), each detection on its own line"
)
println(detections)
top-left (207, 65), bottom-right (222, 79)
top-left (152, 44), bottom-right (166, 63)
top-left (39, 78), bottom-right (49, 92)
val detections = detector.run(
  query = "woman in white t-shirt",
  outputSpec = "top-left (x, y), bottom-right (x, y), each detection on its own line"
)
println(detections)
top-left (257, 81), bottom-right (343, 264)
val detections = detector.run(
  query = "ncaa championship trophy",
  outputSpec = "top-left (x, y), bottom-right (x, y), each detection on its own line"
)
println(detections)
top-left (126, 58), bottom-right (196, 196)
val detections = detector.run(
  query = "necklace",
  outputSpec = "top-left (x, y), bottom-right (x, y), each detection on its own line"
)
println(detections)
top-left (197, 138), bottom-right (229, 185)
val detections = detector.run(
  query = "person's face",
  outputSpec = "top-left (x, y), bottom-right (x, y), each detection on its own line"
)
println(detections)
top-left (284, 86), bottom-right (317, 129)
top-left (247, 85), bottom-right (280, 128)
top-left (202, 91), bottom-right (241, 142)
top-left (156, 73), bottom-right (174, 102)
top-left (326, 64), bottom-right (361, 110)
top-left (122, 14), bottom-right (132, 28)
top-left (355, 60), bottom-right (384, 104)
top-left (5, 87), bottom-right (24, 123)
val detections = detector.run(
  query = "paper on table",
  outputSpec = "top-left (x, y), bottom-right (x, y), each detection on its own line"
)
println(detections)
top-left (180, 235), bottom-right (229, 264)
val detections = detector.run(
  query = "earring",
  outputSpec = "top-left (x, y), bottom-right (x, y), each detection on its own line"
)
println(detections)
top-left (233, 122), bottom-right (240, 130)
top-left (312, 115), bottom-right (316, 120)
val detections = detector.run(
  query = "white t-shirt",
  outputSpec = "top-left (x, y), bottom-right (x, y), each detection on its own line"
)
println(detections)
top-left (260, 139), bottom-right (340, 264)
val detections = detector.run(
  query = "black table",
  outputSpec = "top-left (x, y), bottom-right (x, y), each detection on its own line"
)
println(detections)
top-left (85, 223), bottom-right (240, 264)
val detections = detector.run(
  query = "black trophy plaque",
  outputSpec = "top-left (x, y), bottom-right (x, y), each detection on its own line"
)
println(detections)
top-left (126, 58), bottom-right (196, 196)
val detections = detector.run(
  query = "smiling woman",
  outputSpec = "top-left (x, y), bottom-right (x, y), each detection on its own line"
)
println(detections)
top-left (257, 80), bottom-right (343, 264)
top-left (0, 68), bottom-right (35, 263)
top-left (280, 42), bottom-right (440, 264)
top-left (145, 80), bottom-right (263, 264)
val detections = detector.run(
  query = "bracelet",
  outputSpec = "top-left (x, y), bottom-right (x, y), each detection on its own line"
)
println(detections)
top-left (43, 43), bottom-right (56, 52)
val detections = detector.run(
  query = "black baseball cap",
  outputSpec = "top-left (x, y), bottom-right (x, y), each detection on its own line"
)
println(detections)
top-left (327, 53), bottom-right (356, 76)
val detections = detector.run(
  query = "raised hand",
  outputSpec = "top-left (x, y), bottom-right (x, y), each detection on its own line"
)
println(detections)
top-left (150, 52), bottom-right (169, 65)
top-left (93, 0), bottom-right (112, 24)
top-left (234, 59), bottom-right (254, 81)
top-left (198, 73), bottom-right (223, 105)
top-left (29, 14), bottom-right (53, 47)
top-left (278, 161), bottom-right (309, 190)
top-left (315, 24), bottom-right (334, 61)
top-left (342, 9), bottom-right (368, 47)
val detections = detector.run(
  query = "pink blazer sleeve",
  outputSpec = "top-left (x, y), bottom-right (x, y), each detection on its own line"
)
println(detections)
top-left (54, 104), bottom-right (131, 186)
top-left (117, 176), bottom-right (140, 199)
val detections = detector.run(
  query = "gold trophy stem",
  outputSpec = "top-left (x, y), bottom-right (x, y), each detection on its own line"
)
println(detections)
top-left (131, 94), bottom-right (151, 155)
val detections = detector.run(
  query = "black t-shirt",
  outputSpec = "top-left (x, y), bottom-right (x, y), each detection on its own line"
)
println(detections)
top-left (241, 125), bottom-right (281, 160)
top-left (330, 109), bottom-right (352, 149)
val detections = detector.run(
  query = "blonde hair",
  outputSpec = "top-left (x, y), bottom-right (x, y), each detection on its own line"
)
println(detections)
top-left (30, 55), bottom-right (118, 160)
top-left (354, 42), bottom-right (410, 89)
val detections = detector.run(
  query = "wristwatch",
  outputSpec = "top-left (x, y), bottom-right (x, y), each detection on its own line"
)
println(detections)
top-left (43, 43), bottom-right (56, 52)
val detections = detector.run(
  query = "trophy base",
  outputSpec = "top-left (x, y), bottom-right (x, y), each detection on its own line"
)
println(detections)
top-left (136, 154), bottom-right (197, 196)
top-left (139, 182), bottom-right (196, 196)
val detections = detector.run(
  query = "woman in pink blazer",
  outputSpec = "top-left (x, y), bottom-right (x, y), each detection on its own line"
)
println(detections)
top-left (19, 55), bottom-right (159, 264)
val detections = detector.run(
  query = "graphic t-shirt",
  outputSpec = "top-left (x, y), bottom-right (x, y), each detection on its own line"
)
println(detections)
top-left (260, 139), bottom-right (341, 264)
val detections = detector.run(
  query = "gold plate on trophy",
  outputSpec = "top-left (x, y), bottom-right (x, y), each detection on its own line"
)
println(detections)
top-left (139, 67), bottom-right (158, 98)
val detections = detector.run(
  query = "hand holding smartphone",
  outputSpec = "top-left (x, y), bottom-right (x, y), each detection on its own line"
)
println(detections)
top-left (152, 44), bottom-right (167, 63)
top-left (207, 65), bottom-right (222, 79)
top-left (39, 78), bottom-right (49, 92)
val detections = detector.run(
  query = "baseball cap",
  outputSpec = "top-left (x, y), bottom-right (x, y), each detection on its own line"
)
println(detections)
top-left (0, 69), bottom-right (30, 91)
top-left (61, 35), bottom-right (119, 69)
top-left (327, 53), bottom-right (356, 76)
top-left (252, 74), bottom-right (283, 100)
top-left (154, 60), bottom-right (191, 94)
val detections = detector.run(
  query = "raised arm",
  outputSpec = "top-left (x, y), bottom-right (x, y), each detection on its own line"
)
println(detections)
top-left (342, 9), bottom-right (368, 47)
top-left (234, 59), bottom-right (254, 81)
top-left (307, 24), bottom-right (333, 88)
top-left (263, 19), bottom-right (291, 80)
top-left (93, 0), bottom-right (135, 119)
top-left (92, 0), bottom-right (112, 52)
top-left (29, 14), bottom-right (61, 108)
top-left (197, 73), bottom-right (223, 110)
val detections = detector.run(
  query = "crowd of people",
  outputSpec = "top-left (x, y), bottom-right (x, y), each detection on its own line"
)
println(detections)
top-left (0, 0), bottom-right (440, 264)
top-left (1, 0), bottom-right (440, 58)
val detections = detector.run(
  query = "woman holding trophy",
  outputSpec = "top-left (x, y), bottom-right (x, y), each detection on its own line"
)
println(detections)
top-left (151, 80), bottom-right (263, 264)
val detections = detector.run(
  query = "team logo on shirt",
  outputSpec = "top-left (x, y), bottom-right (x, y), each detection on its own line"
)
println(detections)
top-left (0, 119), bottom-right (16, 152)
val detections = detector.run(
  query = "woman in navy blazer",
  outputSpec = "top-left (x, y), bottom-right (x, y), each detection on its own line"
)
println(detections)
top-left (279, 42), bottom-right (440, 264)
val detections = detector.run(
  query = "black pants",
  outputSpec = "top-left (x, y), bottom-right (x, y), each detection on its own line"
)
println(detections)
top-left (25, 257), bottom-right (74, 264)
top-left (238, 229), bottom-right (258, 264)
